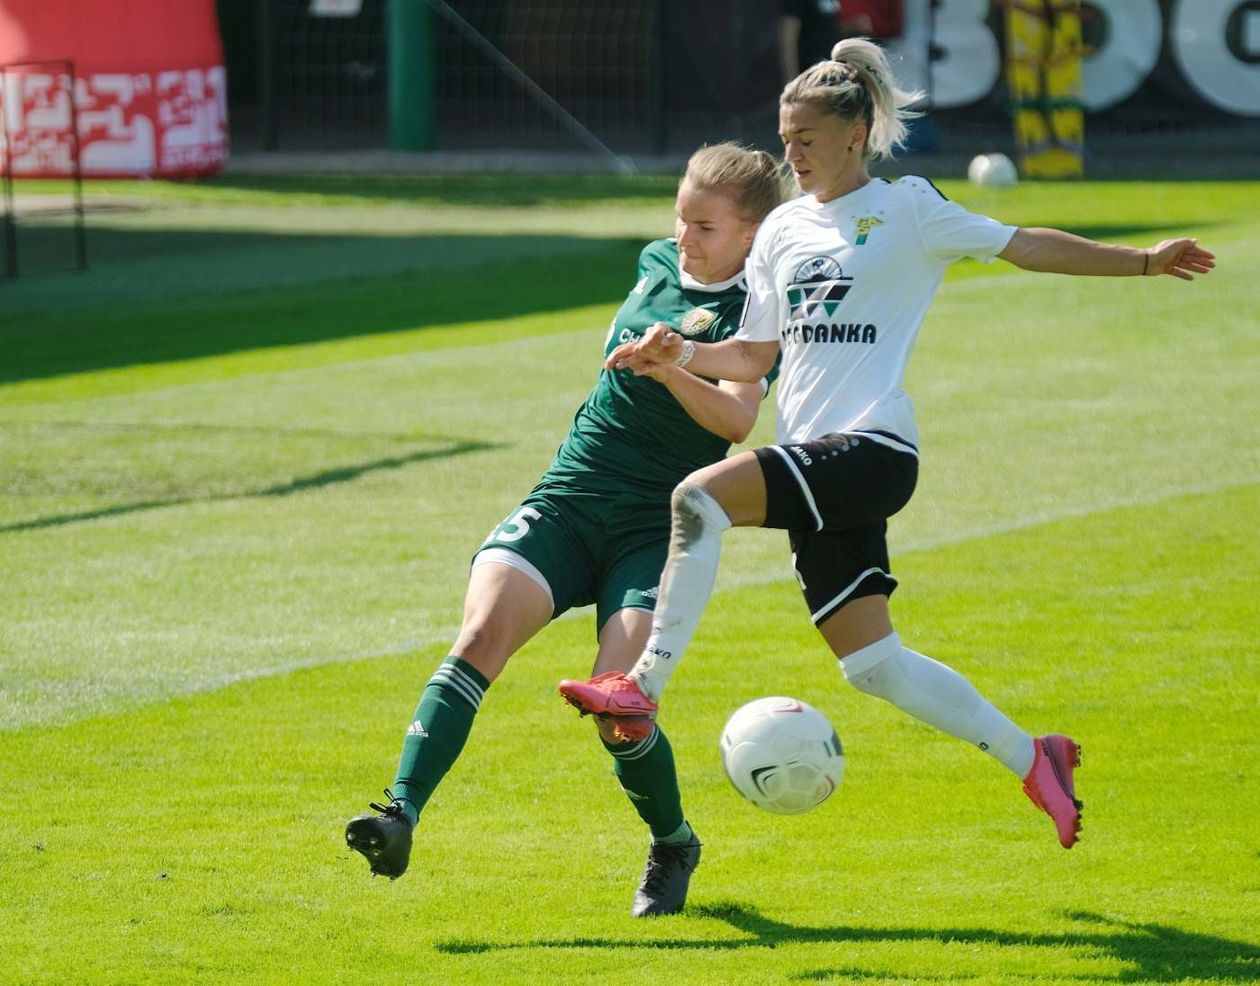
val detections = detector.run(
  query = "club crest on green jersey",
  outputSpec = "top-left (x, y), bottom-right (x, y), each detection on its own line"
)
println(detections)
top-left (679, 306), bottom-right (717, 336)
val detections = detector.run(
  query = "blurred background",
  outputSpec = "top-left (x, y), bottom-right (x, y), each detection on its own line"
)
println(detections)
top-left (2, 0), bottom-right (1258, 184)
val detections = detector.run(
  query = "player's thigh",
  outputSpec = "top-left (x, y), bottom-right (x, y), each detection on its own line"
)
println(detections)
top-left (754, 434), bottom-right (918, 532)
top-left (817, 594), bottom-right (894, 660)
top-left (686, 449), bottom-right (768, 528)
top-left (594, 508), bottom-right (670, 638)
top-left (454, 561), bottom-right (555, 681)
top-left (789, 522), bottom-right (898, 634)
top-left (478, 490), bottom-right (601, 619)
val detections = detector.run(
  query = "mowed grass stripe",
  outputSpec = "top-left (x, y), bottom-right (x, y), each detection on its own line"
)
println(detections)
top-left (3, 221), bottom-right (1251, 407)
top-left (5, 179), bottom-right (1254, 404)
top-left (1, 238), bottom-right (1253, 730)
top-left (1, 484), bottom-right (1254, 983)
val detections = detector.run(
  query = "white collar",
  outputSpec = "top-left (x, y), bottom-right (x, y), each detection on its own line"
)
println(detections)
top-left (679, 265), bottom-right (745, 293)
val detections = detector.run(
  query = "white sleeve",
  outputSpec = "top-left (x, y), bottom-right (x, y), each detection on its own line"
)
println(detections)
top-left (904, 177), bottom-right (1017, 264)
top-left (735, 223), bottom-right (783, 343)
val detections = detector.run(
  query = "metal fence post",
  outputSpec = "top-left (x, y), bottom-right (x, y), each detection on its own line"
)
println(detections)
top-left (649, 0), bottom-right (668, 156)
top-left (1, 66), bottom-right (18, 278)
top-left (389, 0), bottom-right (437, 150)
top-left (257, 0), bottom-right (278, 150)
top-left (67, 59), bottom-right (87, 272)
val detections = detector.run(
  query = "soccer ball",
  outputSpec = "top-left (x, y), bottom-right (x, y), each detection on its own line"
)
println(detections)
top-left (719, 696), bottom-right (844, 815)
top-left (967, 152), bottom-right (1018, 188)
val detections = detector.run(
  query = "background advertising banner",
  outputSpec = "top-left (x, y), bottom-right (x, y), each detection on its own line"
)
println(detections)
top-left (0, 0), bottom-right (227, 178)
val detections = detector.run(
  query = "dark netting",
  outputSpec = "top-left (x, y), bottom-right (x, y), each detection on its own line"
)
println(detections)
top-left (225, 0), bottom-right (1260, 175)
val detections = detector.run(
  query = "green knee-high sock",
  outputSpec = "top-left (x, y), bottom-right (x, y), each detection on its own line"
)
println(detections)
top-left (391, 656), bottom-right (490, 825)
top-left (604, 725), bottom-right (688, 842)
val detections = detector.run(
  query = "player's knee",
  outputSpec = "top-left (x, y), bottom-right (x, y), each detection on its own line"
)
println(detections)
top-left (450, 615), bottom-right (514, 677)
top-left (670, 480), bottom-right (731, 548)
top-left (839, 632), bottom-right (902, 696)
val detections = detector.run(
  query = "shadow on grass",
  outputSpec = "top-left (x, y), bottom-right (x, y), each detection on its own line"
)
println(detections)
top-left (0, 438), bottom-right (501, 534)
top-left (1, 228), bottom-right (644, 384)
top-left (435, 903), bottom-right (1259, 983)
top-left (201, 172), bottom-right (680, 206)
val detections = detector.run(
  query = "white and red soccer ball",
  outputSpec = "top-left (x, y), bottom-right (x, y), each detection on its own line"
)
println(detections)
top-left (719, 696), bottom-right (845, 815)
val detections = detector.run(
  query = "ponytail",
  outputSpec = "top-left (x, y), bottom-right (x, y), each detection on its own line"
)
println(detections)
top-left (781, 37), bottom-right (923, 161)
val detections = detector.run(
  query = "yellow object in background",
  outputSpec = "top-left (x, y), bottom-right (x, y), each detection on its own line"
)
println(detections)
top-left (1006, 0), bottom-right (1084, 179)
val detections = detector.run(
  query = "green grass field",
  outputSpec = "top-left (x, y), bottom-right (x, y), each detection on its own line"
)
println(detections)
top-left (1, 174), bottom-right (1257, 985)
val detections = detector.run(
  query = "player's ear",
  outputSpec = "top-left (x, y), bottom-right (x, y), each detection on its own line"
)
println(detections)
top-left (742, 222), bottom-right (761, 250)
top-left (847, 119), bottom-right (868, 154)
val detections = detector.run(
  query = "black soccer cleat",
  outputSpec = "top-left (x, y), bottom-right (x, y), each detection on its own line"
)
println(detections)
top-left (632, 829), bottom-right (702, 917)
top-left (345, 790), bottom-right (415, 880)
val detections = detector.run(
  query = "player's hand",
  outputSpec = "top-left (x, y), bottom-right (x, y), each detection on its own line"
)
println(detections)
top-left (604, 322), bottom-right (685, 372)
top-left (606, 340), bottom-right (666, 374)
top-left (636, 322), bottom-right (685, 363)
top-left (1144, 239), bottom-right (1216, 281)
top-left (605, 339), bottom-right (641, 372)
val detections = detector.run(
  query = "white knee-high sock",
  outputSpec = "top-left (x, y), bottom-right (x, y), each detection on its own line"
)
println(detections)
top-left (841, 633), bottom-right (1036, 777)
top-left (628, 482), bottom-right (731, 702)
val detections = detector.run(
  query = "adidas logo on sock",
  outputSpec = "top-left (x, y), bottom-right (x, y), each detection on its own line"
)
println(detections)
top-left (407, 720), bottom-right (429, 737)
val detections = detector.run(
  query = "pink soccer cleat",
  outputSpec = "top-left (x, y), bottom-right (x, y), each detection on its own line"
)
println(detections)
top-left (558, 671), bottom-right (658, 742)
top-left (1022, 734), bottom-right (1083, 849)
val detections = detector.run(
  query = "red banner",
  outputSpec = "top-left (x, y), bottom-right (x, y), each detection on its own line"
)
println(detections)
top-left (0, 1), bottom-right (227, 178)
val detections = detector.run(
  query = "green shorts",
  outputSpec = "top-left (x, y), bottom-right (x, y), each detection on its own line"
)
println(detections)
top-left (475, 481), bottom-right (670, 632)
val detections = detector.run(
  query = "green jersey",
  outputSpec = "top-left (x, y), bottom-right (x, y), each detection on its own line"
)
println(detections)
top-left (545, 239), bottom-right (768, 493)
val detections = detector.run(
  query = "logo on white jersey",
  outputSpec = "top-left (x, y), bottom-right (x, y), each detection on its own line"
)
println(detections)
top-left (678, 307), bottom-right (716, 337)
top-left (785, 255), bottom-right (874, 346)
top-left (854, 215), bottom-right (884, 245)
top-left (793, 256), bottom-right (845, 284)
top-left (789, 255), bottom-right (854, 321)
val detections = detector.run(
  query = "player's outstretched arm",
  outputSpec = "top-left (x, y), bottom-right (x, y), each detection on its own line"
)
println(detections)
top-left (998, 228), bottom-right (1216, 280)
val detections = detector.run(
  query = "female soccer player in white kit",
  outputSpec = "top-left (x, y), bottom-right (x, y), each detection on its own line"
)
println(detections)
top-left (560, 38), bottom-right (1215, 849)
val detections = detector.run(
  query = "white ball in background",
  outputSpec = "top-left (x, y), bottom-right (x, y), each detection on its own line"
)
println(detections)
top-left (967, 152), bottom-right (1019, 188)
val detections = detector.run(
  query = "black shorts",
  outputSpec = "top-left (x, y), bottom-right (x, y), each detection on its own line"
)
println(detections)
top-left (753, 431), bottom-right (919, 626)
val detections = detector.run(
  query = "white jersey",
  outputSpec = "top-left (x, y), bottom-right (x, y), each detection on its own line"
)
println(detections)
top-left (737, 176), bottom-right (1017, 451)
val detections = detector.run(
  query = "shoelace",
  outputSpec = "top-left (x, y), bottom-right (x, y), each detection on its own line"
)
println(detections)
top-left (367, 788), bottom-right (407, 817)
top-left (641, 840), bottom-right (699, 894)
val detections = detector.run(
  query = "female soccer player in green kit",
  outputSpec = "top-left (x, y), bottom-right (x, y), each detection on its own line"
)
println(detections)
top-left (345, 143), bottom-right (784, 916)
